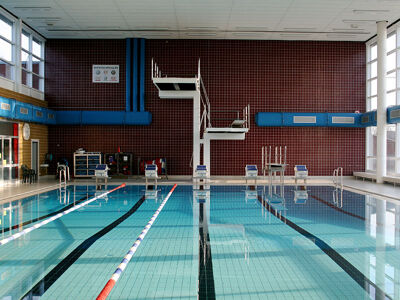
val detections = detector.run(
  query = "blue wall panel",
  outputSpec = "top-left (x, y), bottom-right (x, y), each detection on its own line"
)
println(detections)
top-left (32, 106), bottom-right (46, 123)
top-left (125, 111), bottom-right (152, 125)
top-left (327, 113), bottom-right (362, 127)
top-left (387, 105), bottom-right (400, 124)
top-left (0, 96), bottom-right (15, 119)
top-left (255, 112), bottom-right (282, 126)
top-left (83, 111), bottom-right (126, 125)
top-left (56, 111), bottom-right (82, 124)
top-left (15, 102), bottom-right (33, 121)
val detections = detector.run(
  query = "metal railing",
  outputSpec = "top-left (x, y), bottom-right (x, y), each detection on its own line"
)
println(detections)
top-left (333, 167), bottom-right (343, 189)
top-left (332, 167), bottom-right (343, 208)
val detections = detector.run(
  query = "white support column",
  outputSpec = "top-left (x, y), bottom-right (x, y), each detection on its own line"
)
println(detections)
top-left (376, 21), bottom-right (388, 183)
top-left (193, 90), bottom-right (201, 177)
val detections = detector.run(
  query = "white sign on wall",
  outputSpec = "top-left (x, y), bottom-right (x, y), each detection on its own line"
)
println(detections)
top-left (92, 65), bottom-right (119, 83)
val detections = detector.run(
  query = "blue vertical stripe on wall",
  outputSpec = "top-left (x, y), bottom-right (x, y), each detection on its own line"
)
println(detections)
top-left (140, 38), bottom-right (145, 112)
top-left (132, 38), bottom-right (139, 112)
top-left (125, 38), bottom-right (132, 112)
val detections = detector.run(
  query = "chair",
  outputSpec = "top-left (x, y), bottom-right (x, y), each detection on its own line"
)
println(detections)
top-left (21, 164), bottom-right (36, 183)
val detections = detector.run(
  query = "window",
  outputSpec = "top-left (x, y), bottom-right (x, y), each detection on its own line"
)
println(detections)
top-left (21, 30), bottom-right (44, 91)
top-left (0, 14), bottom-right (14, 80)
top-left (366, 30), bottom-right (400, 176)
top-left (0, 7), bottom-right (45, 97)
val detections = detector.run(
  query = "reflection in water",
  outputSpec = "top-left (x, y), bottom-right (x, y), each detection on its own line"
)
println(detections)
top-left (365, 195), bottom-right (400, 299)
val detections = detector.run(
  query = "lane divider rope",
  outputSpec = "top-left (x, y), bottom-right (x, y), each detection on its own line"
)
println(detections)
top-left (0, 183), bottom-right (126, 246)
top-left (96, 184), bottom-right (178, 300)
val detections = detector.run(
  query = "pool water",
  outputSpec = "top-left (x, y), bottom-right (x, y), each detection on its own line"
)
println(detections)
top-left (0, 185), bottom-right (398, 299)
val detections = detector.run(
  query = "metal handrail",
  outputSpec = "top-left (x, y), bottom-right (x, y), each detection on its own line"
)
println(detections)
top-left (333, 167), bottom-right (343, 188)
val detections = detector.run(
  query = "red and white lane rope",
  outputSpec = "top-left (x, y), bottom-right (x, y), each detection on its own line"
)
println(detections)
top-left (96, 184), bottom-right (178, 300)
top-left (0, 183), bottom-right (126, 246)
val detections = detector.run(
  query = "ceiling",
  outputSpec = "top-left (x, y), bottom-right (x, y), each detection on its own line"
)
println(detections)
top-left (2, 0), bottom-right (400, 41)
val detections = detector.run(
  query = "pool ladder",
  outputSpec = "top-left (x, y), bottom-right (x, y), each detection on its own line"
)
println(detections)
top-left (332, 167), bottom-right (343, 207)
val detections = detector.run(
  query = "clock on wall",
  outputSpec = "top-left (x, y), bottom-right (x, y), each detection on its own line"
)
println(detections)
top-left (23, 123), bottom-right (30, 140)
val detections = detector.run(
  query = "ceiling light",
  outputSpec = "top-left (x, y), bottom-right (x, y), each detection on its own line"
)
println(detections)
top-left (186, 27), bottom-right (218, 31)
top-left (279, 33), bottom-right (311, 37)
top-left (235, 26), bottom-right (268, 31)
top-left (14, 6), bottom-right (52, 11)
top-left (134, 27), bottom-right (169, 31)
top-left (27, 17), bottom-right (61, 21)
top-left (327, 33), bottom-right (357, 38)
top-left (232, 32), bottom-right (263, 36)
top-left (353, 9), bottom-right (389, 14)
top-left (284, 27), bottom-right (316, 31)
top-left (342, 19), bottom-right (376, 24)
top-left (186, 33), bottom-right (217, 36)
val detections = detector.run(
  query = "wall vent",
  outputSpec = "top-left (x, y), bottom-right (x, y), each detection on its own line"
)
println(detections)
top-left (390, 109), bottom-right (400, 119)
top-left (361, 115), bottom-right (370, 123)
top-left (293, 116), bottom-right (316, 123)
top-left (1, 103), bottom-right (10, 111)
top-left (332, 116), bottom-right (354, 124)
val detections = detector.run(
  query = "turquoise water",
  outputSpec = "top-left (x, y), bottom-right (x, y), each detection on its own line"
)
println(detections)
top-left (0, 185), bottom-right (398, 299)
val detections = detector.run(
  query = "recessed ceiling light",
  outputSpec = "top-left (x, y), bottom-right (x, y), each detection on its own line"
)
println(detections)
top-left (279, 33), bottom-right (311, 37)
top-left (142, 33), bottom-right (172, 36)
top-left (87, 26), bottom-right (121, 30)
top-left (27, 17), bottom-right (61, 21)
top-left (232, 32), bottom-right (263, 36)
top-left (353, 9), bottom-right (389, 14)
top-left (284, 27), bottom-right (316, 31)
top-left (186, 32), bottom-right (217, 36)
top-left (134, 27), bottom-right (169, 31)
top-left (14, 6), bottom-right (52, 11)
top-left (342, 19), bottom-right (376, 24)
top-left (236, 26), bottom-right (268, 31)
top-left (332, 28), bottom-right (365, 32)
top-left (186, 27), bottom-right (218, 31)
top-left (327, 33), bottom-right (357, 38)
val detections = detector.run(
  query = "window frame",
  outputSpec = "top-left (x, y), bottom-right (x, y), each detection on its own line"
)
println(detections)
top-left (366, 28), bottom-right (400, 176)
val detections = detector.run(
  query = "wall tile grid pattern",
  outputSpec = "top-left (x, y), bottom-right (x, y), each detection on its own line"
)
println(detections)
top-left (47, 40), bottom-right (365, 176)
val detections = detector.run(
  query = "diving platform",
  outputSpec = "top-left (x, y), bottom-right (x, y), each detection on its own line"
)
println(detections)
top-left (152, 58), bottom-right (251, 178)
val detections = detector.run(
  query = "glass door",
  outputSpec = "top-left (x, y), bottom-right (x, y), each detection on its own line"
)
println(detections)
top-left (2, 138), bottom-right (11, 181)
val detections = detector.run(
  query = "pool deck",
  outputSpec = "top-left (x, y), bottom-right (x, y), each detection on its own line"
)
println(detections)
top-left (1, 175), bottom-right (399, 203)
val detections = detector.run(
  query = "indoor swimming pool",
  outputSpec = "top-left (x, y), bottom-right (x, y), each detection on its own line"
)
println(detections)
top-left (0, 184), bottom-right (399, 299)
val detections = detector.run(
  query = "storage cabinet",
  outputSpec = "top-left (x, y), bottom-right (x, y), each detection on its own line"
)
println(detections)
top-left (73, 152), bottom-right (102, 177)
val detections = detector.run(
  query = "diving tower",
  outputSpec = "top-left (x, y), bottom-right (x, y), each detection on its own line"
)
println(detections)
top-left (152, 59), bottom-right (250, 178)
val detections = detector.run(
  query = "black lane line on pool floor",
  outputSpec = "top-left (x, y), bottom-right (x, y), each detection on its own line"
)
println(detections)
top-left (1, 195), bottom-right (92, 234)
top-left (310, 194), bottom-right (365, 221)
top-left (198, 201), bottom-right (216, 300)
top-left (257, 195), bottom-right (392, 300)
top-left (21, 195), bottom-right (146, 300)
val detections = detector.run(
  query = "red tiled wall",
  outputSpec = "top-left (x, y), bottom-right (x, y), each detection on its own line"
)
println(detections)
top-left (47, 39), bottom-right (365, 176)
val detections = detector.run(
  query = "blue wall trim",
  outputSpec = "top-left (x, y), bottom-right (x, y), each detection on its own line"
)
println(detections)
top-left (132, 38), bottom-right (139, 112)
top-left (256, 112), bottom-right (365, 127)
top-left (0, 96), bottom-right (152, 126)
top-left (360, 111), bottom-right (377, 127)
top-left (140, 38), bottom-right (145, 112)
top-left (387, 105), bottom-right (400, 124)
top-left (55, 110), bottom-right (151, 125)
top-left (126, 38), bottom-right (132, 112)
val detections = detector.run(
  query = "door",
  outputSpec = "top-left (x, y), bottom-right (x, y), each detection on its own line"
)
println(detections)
top-left (0, 137), bottom-right (12, 181)
top-left (31, 140), bottom-right (39, 178)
